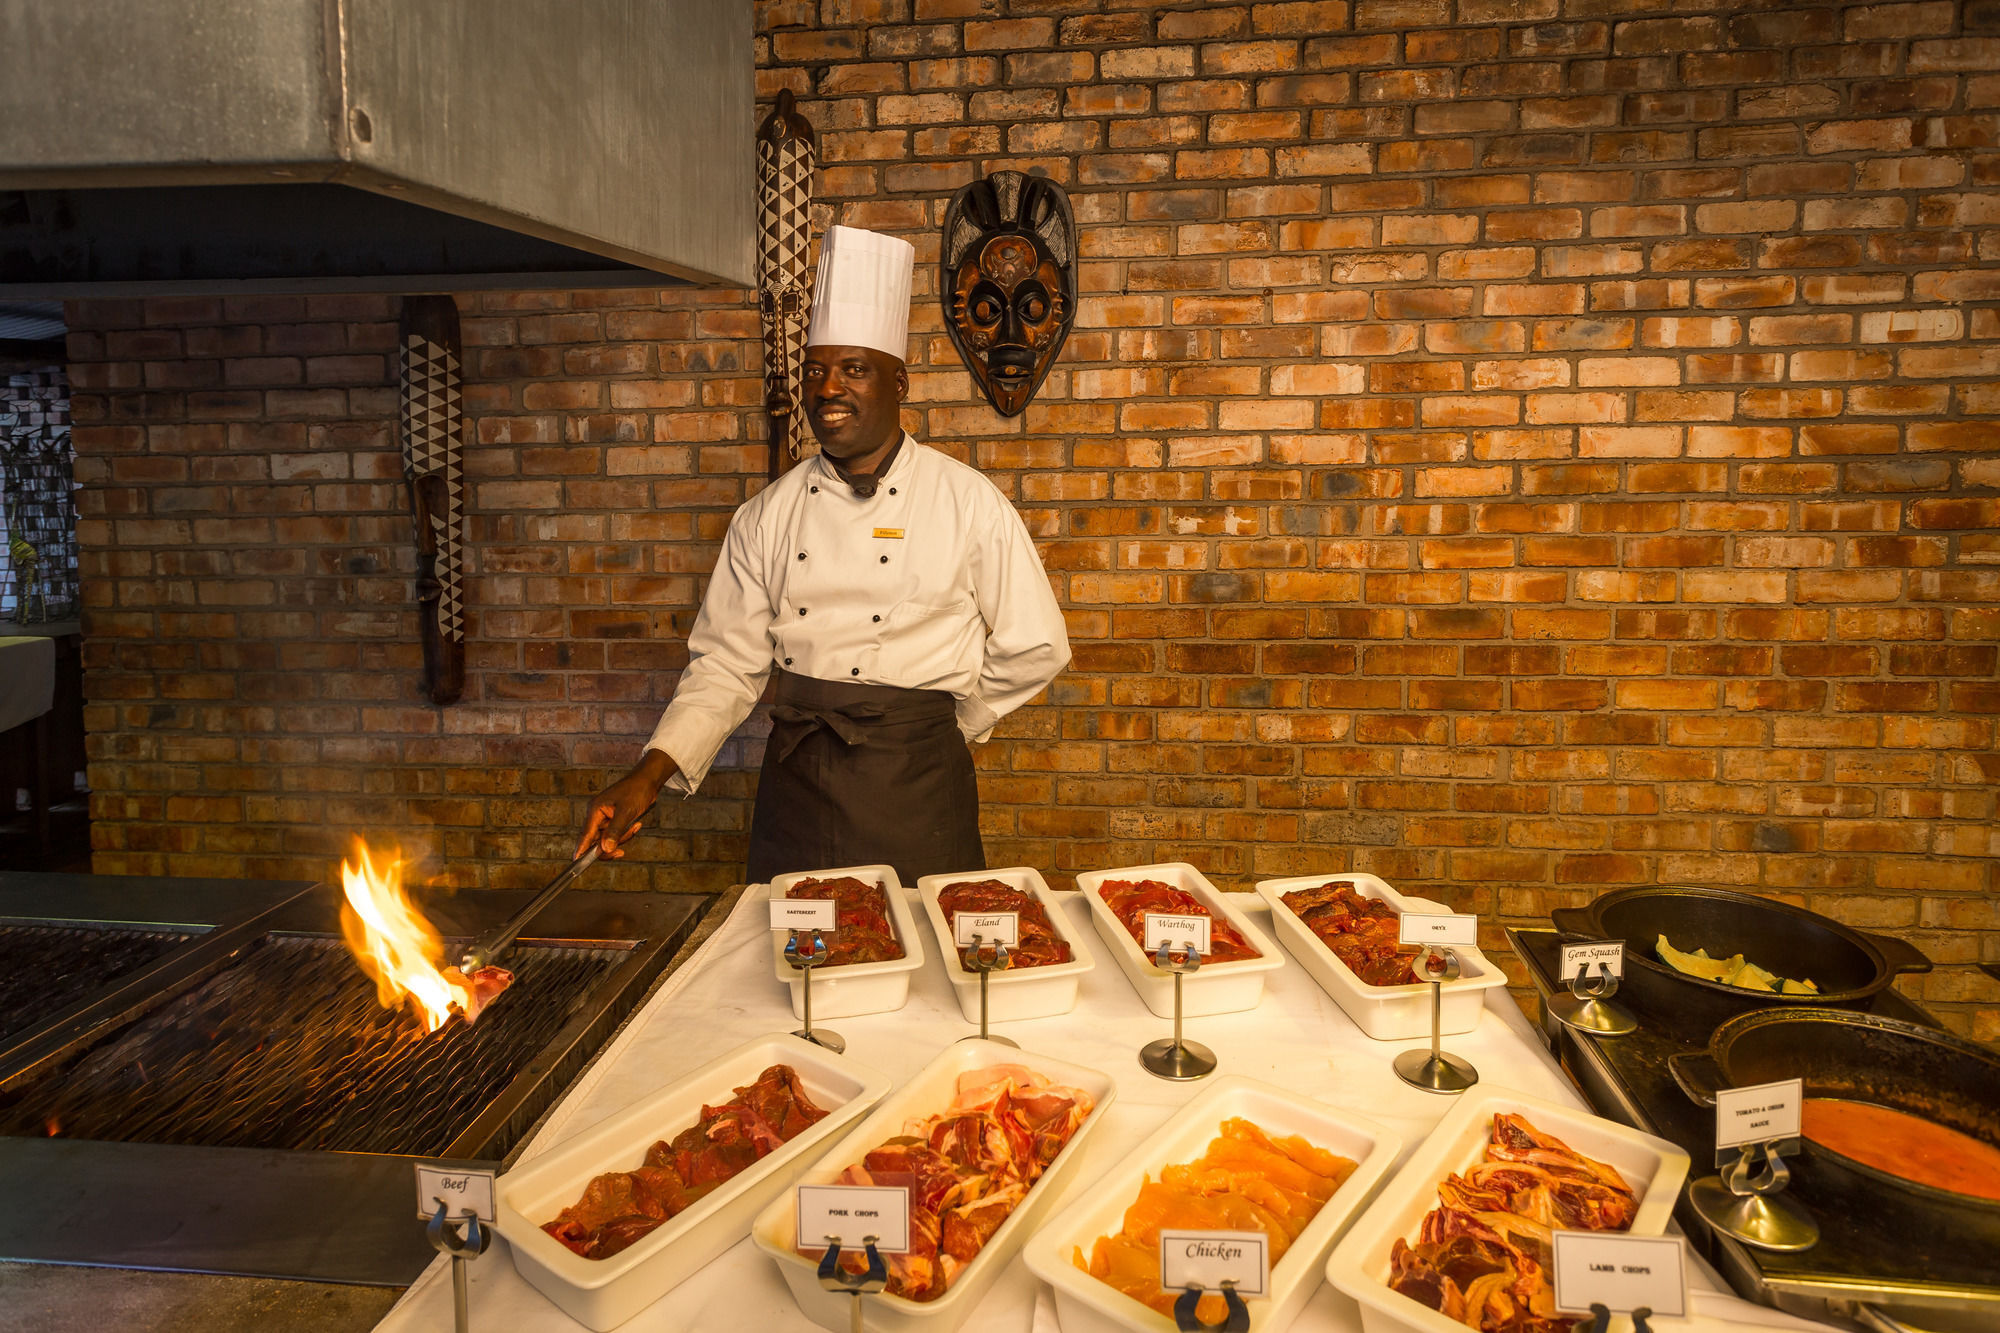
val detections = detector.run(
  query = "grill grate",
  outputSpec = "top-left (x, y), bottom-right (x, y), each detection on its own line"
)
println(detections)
top-left (0, 934), bottom-right (624, 1156)
top-left (0, 924), bottom-right (194, 1045)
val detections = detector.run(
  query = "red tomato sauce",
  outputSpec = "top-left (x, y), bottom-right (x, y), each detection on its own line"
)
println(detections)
top-left (1802, 1097), bottom-right (2000, 1201)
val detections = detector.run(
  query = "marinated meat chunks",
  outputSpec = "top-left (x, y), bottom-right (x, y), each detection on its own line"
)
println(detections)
top-left (785, 876), bottom-right (904, 968)
top-left (1281, 881), bottom-right (1423, 986)
top-left (1098, 879), bottom-right (1260, 963)
top-left (542, 1064), bottom-right (829, 1260)
top-left (938, 879), bottom-right (1071, 969)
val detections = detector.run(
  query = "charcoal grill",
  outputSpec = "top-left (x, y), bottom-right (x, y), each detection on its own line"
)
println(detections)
top-left (0, 871), bottom-right (711, 1285)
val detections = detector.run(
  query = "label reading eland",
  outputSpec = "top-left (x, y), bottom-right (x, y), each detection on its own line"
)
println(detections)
top-left (1560, 939), bottom-right (1626, 982)
top-left (1142, 911), bottom-right (1211, 956)
top-left (1158, 1229), bottom-right (1269, 1298)
top-left (796, 1183), bottom-right (911, 1254)
top-left (1716, 1077), bottom-right (1803, 1151)
top-left (414, 1163), bottom-right (496, 1223)
top-left (1551, 1232), bottom-right (1688, 1318)
top-left (1397, 911), bottom-right (1478, 948)
top-left (953, 910), bottom-right (1020, 948)
top-left (770, 897), bottom-right (838, 932)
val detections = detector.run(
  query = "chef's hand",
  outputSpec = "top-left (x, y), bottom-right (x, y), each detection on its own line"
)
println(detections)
top-left (578, 750), bottom-right (679, 859)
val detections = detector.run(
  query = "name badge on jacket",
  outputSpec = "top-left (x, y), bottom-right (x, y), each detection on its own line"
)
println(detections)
top-left (873, 528), bottom-right (904, 539)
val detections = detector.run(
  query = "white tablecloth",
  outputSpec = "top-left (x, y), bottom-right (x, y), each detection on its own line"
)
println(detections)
top-left (373, 888), bottom-right (1832, 1333)
top-left (0, 635), bottom-right (54, 734)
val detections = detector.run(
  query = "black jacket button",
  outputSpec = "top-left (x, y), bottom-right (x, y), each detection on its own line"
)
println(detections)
top-left (880, 555), bottom-right (888, 564)
top-left (872, 614), bottom-right (881, 623)
top-left (850, 668), bottom-right (860, 676)
top-left (784, 657), bottom-right (793, 665)
top-left (798, 608), bottom-right (807, 616)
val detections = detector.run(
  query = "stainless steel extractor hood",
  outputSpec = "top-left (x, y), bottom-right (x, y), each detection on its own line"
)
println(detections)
top-left (0, 0), bottom-right (754, 295)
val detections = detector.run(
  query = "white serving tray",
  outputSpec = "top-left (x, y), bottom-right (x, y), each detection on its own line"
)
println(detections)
top-left (916, 866), bottom-right (1096, 1025)
top-left (1025, 1075), bottom-right (1404, 1333)
top-left (495, 1034), bottom-right (891, 1332)
top-left (767, 865), bottom-right (925, 1021)
top-left (1326, 1086), bottom-right (1691, 1333)
top-left (1075, 862), bottom-right (1284, 1018)
top-left (751, 1038), bottom-right (1118, 1333)
top-left (1255, 873), bottom-right (1508, 1041)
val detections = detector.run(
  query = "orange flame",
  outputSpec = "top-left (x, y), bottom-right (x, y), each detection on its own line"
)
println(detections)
top-left (339, 842), bottom-right (470, 1034)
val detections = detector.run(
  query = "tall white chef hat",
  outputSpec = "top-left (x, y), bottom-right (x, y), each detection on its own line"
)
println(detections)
top-left (805, 224), bottom-right (915, 361)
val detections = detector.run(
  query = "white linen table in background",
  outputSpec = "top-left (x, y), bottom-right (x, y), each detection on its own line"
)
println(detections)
top-left (372, 886), bottom-right (1831, 1333)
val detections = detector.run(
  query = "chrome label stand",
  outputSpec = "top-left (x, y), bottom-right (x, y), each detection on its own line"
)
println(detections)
top-left (1393, 946), bottom-right (1479, 1094)
top-left (1548, 957), bottom-right (1638, 1036)
top-left (817, 1235), bottom-right (889, 1333)
top-left (425, 1199), bottom-right (491, 1333)
top-left (1688, 1138), bottom-right (1821, 1253)
top-left (958, 935), bottom-right (1018, 1048)
top-left (1140, 941), bottom-right (1216, 1081)
top-left (785, 928), bottom-right (845, 1053)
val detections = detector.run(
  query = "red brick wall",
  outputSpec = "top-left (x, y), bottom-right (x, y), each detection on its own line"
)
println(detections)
top-left (66, 0), bottom-right (2000, 1036)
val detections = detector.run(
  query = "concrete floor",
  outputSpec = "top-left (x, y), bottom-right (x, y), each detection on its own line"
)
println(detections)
top-left (0, 1264), bottom-right (404, 1333)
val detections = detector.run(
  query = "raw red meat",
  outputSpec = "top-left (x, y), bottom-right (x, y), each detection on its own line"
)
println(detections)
top-left (1387, 1113), bottom-right (1637, 1333)
top-left (1098, 879), bottom-right (1260, 964)
top-left (938, 879), bottom-right (1072, 969)
top-left (1280, 881), bottom-right (1423, 986)
top-left (803, 1065), bottom-right (1094, 1302)
top-left (542, 1064), bottom-right (829, 1260)
top-left (785, 876), bottom-right (905, 967)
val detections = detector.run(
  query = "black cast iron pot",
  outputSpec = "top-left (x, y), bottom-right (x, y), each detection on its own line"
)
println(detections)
top-left (1670, 1007), bottom-right (2000, 1223)
top-left (1550, 885), bottom-right (1931, 1041)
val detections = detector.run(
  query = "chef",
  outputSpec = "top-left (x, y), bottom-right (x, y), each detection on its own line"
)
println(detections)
top-left (578, 224), bottom-right (1071, 883)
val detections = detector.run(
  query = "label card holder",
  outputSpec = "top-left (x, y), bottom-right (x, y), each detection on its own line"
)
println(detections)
top-left (1142, 912), bottom-right (1211, 956)
top-left (1716, 1078), bottom-right (1803, 1152)
top-left (1561, 940), bottom-right (1626, 981)
top-left (771, 898), bottom-right (838, 932)
top-left (953, 910), bottom-right (1020, 948)
top-left (1398, 911), bottom-right (1478, 948)
top-left (1158, 1229), bottom-right (1269, 1298)
top-left (414, 1164), bottom-right (496, 1222)
top-left (1551, 1232), bottom-right (1688, 1318)
top-left (796, 1184), bottom-right (911, 1254)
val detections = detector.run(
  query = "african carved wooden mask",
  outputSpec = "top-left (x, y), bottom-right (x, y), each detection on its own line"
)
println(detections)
top-left (940, 171), bottom-right (1076, 418)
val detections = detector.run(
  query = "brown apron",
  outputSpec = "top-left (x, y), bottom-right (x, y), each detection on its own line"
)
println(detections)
top-left (746, 670), bottom-right (985, 885)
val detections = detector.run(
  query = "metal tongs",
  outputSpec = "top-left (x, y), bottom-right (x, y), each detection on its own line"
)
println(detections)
top-left (458, 845), bottom-right (602, 976)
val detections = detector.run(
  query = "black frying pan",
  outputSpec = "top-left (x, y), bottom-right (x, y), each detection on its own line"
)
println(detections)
top-left (1671, 1007), bottom-right (2000, 1221)
top-left (1550, 885), bottom-right (1931, 1040)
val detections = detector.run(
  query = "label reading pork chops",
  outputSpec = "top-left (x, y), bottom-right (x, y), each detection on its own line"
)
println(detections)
top-left (1143, 912), bottom-right (1211, 956)
top-left (953, 910), bottom-right (1020, 948)
top-left (796, 1183), bottom-right (911, 1253)
top-left (1551, 1232), bottom-right (1688, 1317)
top-left (1158, 1229), bottom-right (1269, 1298)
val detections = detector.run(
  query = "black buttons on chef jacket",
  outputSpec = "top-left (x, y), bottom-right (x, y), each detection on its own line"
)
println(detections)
top-left (889, 487), bottom-right (897, 495)
top-left (851, 668), bottom-right (860, 676)
top-left (784, 657), bottom-right (793, 665)
top-left (880, 555), bottom-right (888, 563)
top-left (873, 614), bottom-right (881, 622)
top-left (810, 485), bottom-right (819, 493)
top-left (798, 607), bottom-right (807, 615)
top-left (797, 552), bottom-right (806, 560)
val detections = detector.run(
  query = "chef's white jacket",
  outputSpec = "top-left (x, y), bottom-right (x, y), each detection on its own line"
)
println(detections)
top-left (645, 436), bottom-right (1071, 794)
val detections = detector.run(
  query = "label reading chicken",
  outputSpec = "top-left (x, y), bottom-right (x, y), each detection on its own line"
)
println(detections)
top-left (1551, 1232), bottom-right (1688, 1317)
top-left (796, 1183), bottom-right (911, 1254)
top-left (1143, 912), bottom-right (1211, 956)
top-left (953, 910), bottom-right (1019, 948)
top-left (1158, 1229), bottom-right (1269, 1298)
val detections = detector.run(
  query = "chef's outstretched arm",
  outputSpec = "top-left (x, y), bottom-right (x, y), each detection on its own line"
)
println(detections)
top-left (577, 501), bottom-right (777, 857)
top-left (958, 495), bottom-right (1072, 742)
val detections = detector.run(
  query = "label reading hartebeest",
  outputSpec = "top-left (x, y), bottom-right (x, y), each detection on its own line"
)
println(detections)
top-left (1716, 1078), bottom-right (1803, 1151)
top-left (796, 1184), bottom-right (911, 1253)
top-left (1551, 1232), bottom-right (1688, 1317)
top-left (1158, 1229), bottom-right (1269, 1298)
top-left (953, 910), bottom-right (1020, 948)
top-left (770, 898), bottom-right (837, 932)
top-left (1142, 912), bottom-right (1211, 956)
top-left (1398, 911), bottom-right (1479, 948)
top-left (1561, 940), bottom-right (1626, 983)
top-left (414, 1164), bottom-right (495, 1223)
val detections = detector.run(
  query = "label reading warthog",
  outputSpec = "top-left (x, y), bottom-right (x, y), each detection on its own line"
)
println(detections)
top-left (1142, 912), bottom-right (1211, 956)
top-left (1158, 1229), bottom-right (1269, 1297)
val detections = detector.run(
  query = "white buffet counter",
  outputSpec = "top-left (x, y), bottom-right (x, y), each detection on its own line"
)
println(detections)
top-left (374, 886), bottom-right (1830, 1333)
